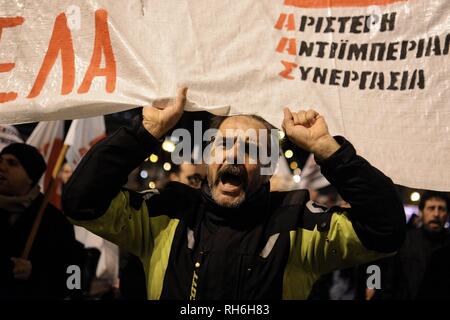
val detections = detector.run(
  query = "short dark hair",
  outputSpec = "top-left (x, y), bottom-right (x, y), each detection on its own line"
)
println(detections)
top-left (419, 191), bottom-right (449, 212)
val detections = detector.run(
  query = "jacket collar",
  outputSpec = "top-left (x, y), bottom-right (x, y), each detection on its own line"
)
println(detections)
top-left (200, 182), bottom-right (271, 230)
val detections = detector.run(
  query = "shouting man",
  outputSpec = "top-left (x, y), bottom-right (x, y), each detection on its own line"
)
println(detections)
top-left (63, 88), bottom-right (405, 299)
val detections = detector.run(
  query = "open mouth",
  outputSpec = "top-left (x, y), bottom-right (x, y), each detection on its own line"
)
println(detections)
top-left (221, 172), bottom-right (243, 186)
top-left (0, 173), bottom-right (6, 184)
top-left (216, 165), bottom-right (247, 195)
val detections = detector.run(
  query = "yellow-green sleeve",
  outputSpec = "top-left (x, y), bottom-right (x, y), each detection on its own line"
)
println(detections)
top-left (290, 209), bottom-right (394, 277)
top-left (68, 190), bottom-right (153, 259)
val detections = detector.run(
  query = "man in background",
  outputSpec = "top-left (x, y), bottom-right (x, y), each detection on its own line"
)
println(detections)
top-left (375, 191), bottom-right (450, 299)
top-left (0, 143), bottom-right (81, 299)
top-left (168, 162), bottom-right (206, 189)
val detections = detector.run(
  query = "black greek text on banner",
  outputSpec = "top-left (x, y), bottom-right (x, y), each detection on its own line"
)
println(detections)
top-left (0, 0), bottom-right (449, 191)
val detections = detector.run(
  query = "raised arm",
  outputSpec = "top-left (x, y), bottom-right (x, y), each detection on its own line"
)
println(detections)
top-left (62, 88), bottom-right (187, 256)
top-left (282, 108), bottom-right (406, 275)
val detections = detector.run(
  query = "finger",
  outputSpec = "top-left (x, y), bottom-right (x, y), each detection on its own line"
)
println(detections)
top-left (10, 257), bottom-right (20, 270)
top-left (12, 263), bottom-right (25, 273)
top-left (282, 108), bottom-right (294, 131)
top-left (292, 112), bottom-right (300, 125)
top-left (13, 267), bottom-right (24, 274)
top-left (297, 110), bottom-right (307, 126)
top-left (305, 109), bottom-right (319, 125)
top-left (11, 257), bottom-right (30, 270)
top-left (174, 87), bottom-right (188, 112)
top-left (14, 273), bottom-right (27, 280)
top-left (151, 99), bottom-right (170, 110)
top-left (14, 262), bottom-right (31, 275)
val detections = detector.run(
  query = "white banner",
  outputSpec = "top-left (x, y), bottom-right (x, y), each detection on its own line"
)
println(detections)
top-left (0, 1), bottom-right (449, 190)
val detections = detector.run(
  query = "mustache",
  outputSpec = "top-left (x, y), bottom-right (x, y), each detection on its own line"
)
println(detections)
top-left (215, 164), bottom-right (248, 188)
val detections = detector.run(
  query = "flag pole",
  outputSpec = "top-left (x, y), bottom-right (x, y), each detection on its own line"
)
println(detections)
top-left (21, 144), bottom-right (69, 259)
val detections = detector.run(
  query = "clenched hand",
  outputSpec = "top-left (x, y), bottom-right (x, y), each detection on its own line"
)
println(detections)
top-left (11, 257), bottom-right (32, 281)
top-left (282, 107), bottom-right (340, 160)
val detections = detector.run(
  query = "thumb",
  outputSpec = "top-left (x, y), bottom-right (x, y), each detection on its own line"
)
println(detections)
top-left (173, 86), bottom-right (188, 113)
top-left (282, 107), bottom-right (294, 131)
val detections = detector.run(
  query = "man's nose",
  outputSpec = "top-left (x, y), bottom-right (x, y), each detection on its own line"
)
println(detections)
top-left (0, 160), bottom-right (6, 172)
top-left (224, 140), bottom-right (240, 164)
top-left (428, 209), bottom-right (440, 220)
top-left (432, 208), bottom-right (441, 216)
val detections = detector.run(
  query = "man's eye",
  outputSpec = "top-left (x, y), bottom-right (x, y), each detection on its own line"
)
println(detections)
top-left (215, 140), bottom-right (226, 148)
top-left (218, 138), bottom-right (234, 149)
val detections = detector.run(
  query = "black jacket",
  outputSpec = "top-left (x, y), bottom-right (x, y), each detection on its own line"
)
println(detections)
top-left (0, 193), bottom-right (82, 299)
top-left (63, 120), bottom-right (406, 300)
top-left (417, 241), bottom-right (450, 300)
top-left (375, 227), bottom-right (450, 300)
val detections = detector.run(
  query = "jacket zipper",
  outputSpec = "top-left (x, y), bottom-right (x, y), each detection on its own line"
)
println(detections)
top-left (189, 250), bottom-right (208, 300)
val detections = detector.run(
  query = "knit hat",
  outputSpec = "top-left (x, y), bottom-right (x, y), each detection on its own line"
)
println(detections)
top-left (0, 143), bottom-right (47, 185)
